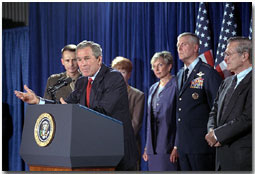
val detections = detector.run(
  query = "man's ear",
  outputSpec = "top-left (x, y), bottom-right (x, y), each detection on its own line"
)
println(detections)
top-left (97, 56), bottom-right (103, 65)
top-left (194, 44), bottom-right (199, 53)
top-left (242, 52), bottom-right (249, 62)
top-left (61, 58), bottom-right (64, 65)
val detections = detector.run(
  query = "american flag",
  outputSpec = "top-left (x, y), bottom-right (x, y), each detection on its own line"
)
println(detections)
top-left (215, 2), bottom-right (237, 79)
top-left (249, 17), bottom-right (252, 39)
top-left (195, 2), bottom-right (214, 67)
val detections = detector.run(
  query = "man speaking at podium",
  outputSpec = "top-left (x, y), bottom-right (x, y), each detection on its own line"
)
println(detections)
top-left (14, 40), bottom-right (138, 171)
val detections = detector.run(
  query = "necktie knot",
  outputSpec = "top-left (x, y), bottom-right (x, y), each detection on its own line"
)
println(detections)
top-left (233, 75), bottom-right (237, 84)
top-left (229, 75), bottom-right (237, 91)
top-left (88, 77), bottom-right (93, 84)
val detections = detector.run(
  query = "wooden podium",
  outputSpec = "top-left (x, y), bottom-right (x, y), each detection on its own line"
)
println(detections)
top-left (20, 104), bottom-right (124, 171)
top-left (29, 165), bottom-right (115, 171)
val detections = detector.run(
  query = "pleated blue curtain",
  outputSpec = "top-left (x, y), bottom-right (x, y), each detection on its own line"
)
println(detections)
top-left (28, 2), bottom-right (251, 95)
top-left (2, 2), bottom-right (251, 171)
top-left (2, 27), bottom-right (29, 171)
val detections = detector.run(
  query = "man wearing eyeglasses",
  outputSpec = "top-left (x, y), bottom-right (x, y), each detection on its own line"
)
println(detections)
top-left (206, 37), bottom-right (252, 171)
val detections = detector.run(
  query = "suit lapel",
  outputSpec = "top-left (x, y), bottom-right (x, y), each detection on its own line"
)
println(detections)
top-left (216, 81), bottom-right (230, 125)
top-left (177, 69), bottom-right (183, 91)
top-left (148, 82), bottom-right (159, 107)
top-left (89, 64), bottom-right (107, 108)
top-left (220, 71), bottom-right (252, 123)
top-left (79, 77), bottom-right (87, 106)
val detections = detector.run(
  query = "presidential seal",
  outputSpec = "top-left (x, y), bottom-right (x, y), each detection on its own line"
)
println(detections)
top-left (34, 113), bottom-right (55, 147)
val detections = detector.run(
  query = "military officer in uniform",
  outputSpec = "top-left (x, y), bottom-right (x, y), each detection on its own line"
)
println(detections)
top-left (44, 44), bottom-right (82, 100)
top-left (175, 32), bottom-right (222, 171)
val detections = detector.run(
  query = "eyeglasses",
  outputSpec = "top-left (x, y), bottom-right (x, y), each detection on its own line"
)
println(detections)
top-left (223, 51), bottom-right (240, 57)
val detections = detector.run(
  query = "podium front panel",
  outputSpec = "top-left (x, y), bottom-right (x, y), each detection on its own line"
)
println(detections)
top-left (20, 104), bottom-right (124, 168)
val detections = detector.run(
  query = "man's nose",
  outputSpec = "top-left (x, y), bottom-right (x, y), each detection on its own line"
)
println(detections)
top-left (70, 60), bottom-right (75, 66)
top-left (178, 45), bottom-right (182, 51)
top-left (81, 59), bottom-right (88, 66)
top-left (224, 56), bottom-right (228, 63)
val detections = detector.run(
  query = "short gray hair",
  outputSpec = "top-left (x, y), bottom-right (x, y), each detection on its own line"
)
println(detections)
top-left (76, 40), bottom-right (102, 58)
top-left (151, 51), bottom-right (174, 69)
top-left (227, 36), bottom-right (252, 63)
top-left (177, 32), bottom-right (199, 45)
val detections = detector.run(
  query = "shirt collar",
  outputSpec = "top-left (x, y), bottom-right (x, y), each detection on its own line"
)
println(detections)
top-left (184, 58), bottom-right (199, 77)
top-left (236, 66), bottom-right (252, 86)
top-left (88, 66), bottom-right (101, 82)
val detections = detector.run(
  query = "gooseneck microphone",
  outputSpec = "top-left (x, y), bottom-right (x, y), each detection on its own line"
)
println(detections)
top-left (47, 77), bottom-right (72, 100)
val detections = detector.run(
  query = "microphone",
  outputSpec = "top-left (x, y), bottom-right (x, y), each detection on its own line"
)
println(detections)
top-left (47, 77), bottom-right (72, 95)
top-left (56, 76), bottom-right (67, 84)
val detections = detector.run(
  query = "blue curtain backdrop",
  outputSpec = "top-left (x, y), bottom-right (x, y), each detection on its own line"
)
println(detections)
top-left (2, 27), bottom-right (29, 171)
top-left (2, 2), bottom-right (251, 171)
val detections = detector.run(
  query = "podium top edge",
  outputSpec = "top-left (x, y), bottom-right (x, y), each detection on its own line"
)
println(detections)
top-left (77, 104), bottom-right (123, 125)
top-left (29, 104), bottom-right (123, 125)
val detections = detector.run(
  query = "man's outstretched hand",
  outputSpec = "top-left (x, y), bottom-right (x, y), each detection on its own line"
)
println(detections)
top-left (14, 85), bottom-right (40, 104)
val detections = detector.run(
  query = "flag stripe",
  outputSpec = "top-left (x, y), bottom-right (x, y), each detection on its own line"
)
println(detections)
top-left (195, 2), bottom-right (214, 67)
top-left (215, 2), bottom-right (237, 79)
top-left (215, 65), bottom-right (224, 79)
top-left (204, 50), bottom-right (214, 67)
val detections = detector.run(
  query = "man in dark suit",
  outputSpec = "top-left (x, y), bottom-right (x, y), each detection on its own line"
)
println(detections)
top-left (44, 44), bottom-right (81, 100)
top-left (175, 32), bottom-right (222, 171)
top-left (205, 37), bottom-right (252, 171)
top-left (14, 40), bottom-right (138, 171)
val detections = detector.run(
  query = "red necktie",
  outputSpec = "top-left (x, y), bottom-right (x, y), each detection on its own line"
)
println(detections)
top-left (86, 78), bottom-right (93, 108)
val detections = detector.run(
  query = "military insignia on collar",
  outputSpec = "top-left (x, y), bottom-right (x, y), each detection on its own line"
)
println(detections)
top-left (197, 71), bottom-right (205, 77)
top-left (34, 113), bottom-right (55, 147)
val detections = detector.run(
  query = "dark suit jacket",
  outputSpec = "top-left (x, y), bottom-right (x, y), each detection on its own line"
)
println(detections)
top-left (43, 72), bottom-right (81, 100)
top-left (146, 76), bottom-right (177, 155)
top-left (64, 64), bottom-right (138, 170)
top-left (176, 59), bottom-right (222, 154)
top-left (207, 71), bottom-right (252, 171)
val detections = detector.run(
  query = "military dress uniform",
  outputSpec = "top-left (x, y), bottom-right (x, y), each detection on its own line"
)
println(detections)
top-left (176, 58), bottom-right (222, 171)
